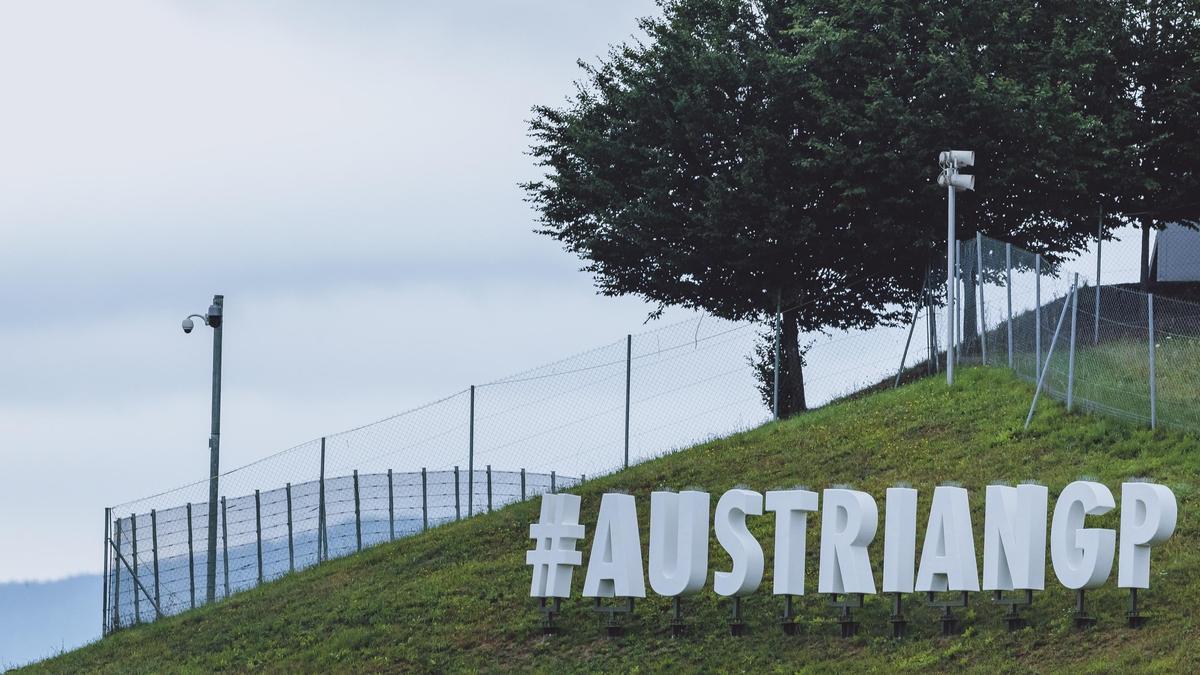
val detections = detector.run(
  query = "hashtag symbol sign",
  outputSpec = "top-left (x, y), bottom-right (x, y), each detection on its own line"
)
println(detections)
top-left (527, 493), bottom-right (586, 598)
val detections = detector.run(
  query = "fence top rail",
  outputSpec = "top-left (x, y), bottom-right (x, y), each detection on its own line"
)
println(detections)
top-left (111, 470), bottom-right (577, 526)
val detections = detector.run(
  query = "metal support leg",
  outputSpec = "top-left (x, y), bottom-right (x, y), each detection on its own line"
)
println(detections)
top-left (671, 596), bottom-right (687, 637)
top-left (780, 595), bottom-right (798, 635)
top-left (1074, 589), bottom-right (1096, 629)
top-left (1128, 587), bottom-right (1146, 628)
top-left (729, 596), bottom-right (746, 636)
top-left (890, 593), bottom-right (907, 638)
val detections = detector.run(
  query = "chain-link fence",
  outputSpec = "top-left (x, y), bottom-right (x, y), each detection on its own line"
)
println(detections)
top-left (106, 469), bottom-right (566, 628)
top-left (102, 307), bottom-right (929, 634)
top-left (954, 233), bottom-right (1200, 434)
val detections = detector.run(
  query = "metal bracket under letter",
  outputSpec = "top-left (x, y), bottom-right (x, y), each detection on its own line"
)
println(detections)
top-left (538, 597), bottom-right (562, 636)
top-left (926, 591), bottom-right (969, 636)
top-left (991, 589), bottom-right (1034, 631)
top-left (829, 593), bottom-right (864, 638)
top-left (592, 597), bottom-right (635, 638)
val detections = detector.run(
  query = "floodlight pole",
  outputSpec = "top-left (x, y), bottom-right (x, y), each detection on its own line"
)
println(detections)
top-left (946, 177), bottom-right (956, 386)
top-left (938, 150), bottom-right (974, 386)
top-left (205, 296), bottom-right (223, 605)
top-left (183, 295), bottom-right (224, 605)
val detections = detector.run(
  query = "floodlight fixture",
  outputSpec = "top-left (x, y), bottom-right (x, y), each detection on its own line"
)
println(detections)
top-left (937, 172), bottom-right (976, 191)
top-left (939, 150), bottom-right (975, 169)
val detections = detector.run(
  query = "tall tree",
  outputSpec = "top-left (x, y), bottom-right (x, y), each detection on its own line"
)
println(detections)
top-left (1113, 1), bottom-right (1200, 288)
top-left (525, 0), bottom-right (1129, 414)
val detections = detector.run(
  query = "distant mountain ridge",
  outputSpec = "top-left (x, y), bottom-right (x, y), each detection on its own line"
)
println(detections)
top-left (0, 575), bottom-right (100, 669)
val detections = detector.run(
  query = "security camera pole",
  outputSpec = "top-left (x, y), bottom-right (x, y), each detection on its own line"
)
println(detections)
top-left (182, 295), bottom-right (224, 604)
top-left (938, 151), bottom-right (975, 386)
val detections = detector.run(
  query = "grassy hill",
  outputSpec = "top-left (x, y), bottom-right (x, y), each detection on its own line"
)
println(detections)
top-left (24, 368), bottom-right (1200, 673)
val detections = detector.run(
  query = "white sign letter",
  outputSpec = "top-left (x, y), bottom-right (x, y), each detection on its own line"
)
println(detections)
top-left (818, 489), bottom-right (878, 594)
top-left (1118, 482), bottom-right (1177, 589)
top-left (582, 493), bottom-right (646, 598)
top-left (1051, 481), bottom-right (1115, 590)
top-left (713, 489), bottom-right (764, 597)
top-left (983, 484), bottom-right (1048, 591)
top-left (765, 489), bottom-right (819, 595)
top-left (527, 493), bottom-right (585, 598)
top-left (648, 490), bottom-right (711, 596)
top-left (883, 487), bottom-right (918, 594)
top-left (916, 486), bottom-right (979, 592)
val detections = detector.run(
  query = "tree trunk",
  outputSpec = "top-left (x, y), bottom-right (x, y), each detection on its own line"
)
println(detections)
top-left (778, 309), bottom-right (807, 416)
top-left (1140, 218), bottom-right (1152, 291)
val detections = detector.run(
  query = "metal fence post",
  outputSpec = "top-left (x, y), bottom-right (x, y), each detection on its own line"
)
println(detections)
top-left (286, 483), bottom-right (294, 574)
top-left (129, 514), bottom-right (141, 619)
top-left (486, 465), bottom-right (493, 512)
top-left (895, 294), bottom-right (921, 388)
top-left (1035, 255), bottom-right (1042, 376)
top-left (772, 298), bottom-right (781, 419)
top-left (318, 437), bottom-right (327, 563)
top-left (926, 285), bottom-right (935, 375)
top-left (929, 288), bottom-right (939, 373)
top-left (551, 471), bottom-right (557, 494)
top-left (1006, 243), bottom-right (1014, 368)
top-left (468, 385), bottom-right (475, 517)
top-left (421, 468), bottom-right (428, 532)
top-left (977, 232), bottom-right (987, 365)
top-left (1025, 276), bottom-right (1077, 428)
top-left (454, 465), bottom-right (461, 521)
top-left (151, 509), bottom-right (161, 619)
top-left (130, 513), bottom-right (140, 623)
top-left (1067, 274), bottom-right (1079, 411)
top-left (113, 517), bottom-right (123, 629)
top-left (254, 490), bottom-right (263, 585)
top-left (1149, 293), bottom-right (1157, 429)
top-left (353, 469), bottom-right (362, 552)
top-left (221, 496), bottom-right (229, 599)
top-left (102, 508), bottom-right (111, 635)
top-left (520, 468), bottom-right (526, 501)
top-left (1095, 207), bottom-right (1103, 345)
top-left (186, 503), bottom-right (195, 610)
top-left (388, 469), bottom-right (395, 541)
top-left (625, 333), bottom-right (634, 463)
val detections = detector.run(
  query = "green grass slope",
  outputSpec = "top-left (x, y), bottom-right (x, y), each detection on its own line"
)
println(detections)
top-left (26, 368), bottom-right (1200, 673)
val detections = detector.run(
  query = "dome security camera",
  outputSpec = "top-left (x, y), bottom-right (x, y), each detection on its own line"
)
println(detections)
top-left (182, 317), bottom-right (195, 334)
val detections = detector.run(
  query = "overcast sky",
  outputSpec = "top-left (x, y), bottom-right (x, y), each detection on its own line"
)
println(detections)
top-left (0, 1), bottom-right (1149, 585)
top-left (0, 0), bottom-right (688, 583)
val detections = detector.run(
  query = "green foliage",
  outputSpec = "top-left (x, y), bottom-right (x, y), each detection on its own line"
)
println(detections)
top-left (524, 0), bottom-right (1138, 319)
top-left (26, 369), bottom-right (1200, 673)
top-left (1112, 2), bottom-right (1200, 223)
top-left (524, 0), bottom-right (1151, 412)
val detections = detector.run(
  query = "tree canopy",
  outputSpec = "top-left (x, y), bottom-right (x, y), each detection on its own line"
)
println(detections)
top-left (523, 0), bottom-right (1195, 413)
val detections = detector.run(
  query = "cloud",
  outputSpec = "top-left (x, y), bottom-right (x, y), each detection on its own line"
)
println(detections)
top-left (0, 0), bottom-right (663, 582)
